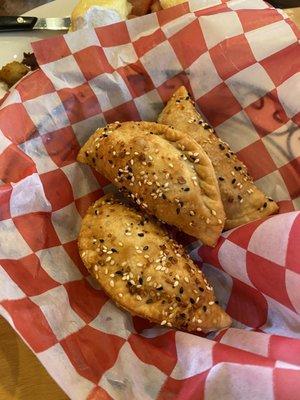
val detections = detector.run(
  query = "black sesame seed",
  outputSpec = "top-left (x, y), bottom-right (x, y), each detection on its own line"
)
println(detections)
top-left (138, 233), bottom-right (144, 237)
top-left (179, 201), bottom-right (184, 207)
top-left (139, 278), bottom-right (143, 284)
top-left (85, 151), bottom-right (89, 157)
top-left (99, 239), bottom-right (104, 243)
top-left (203, 305), bottom-right (207, 312)
top-left (180, 313), bottom-right (186, 318)
top-left (156, 286), bottom-right (163, 291)
top-left (238, 195), bottom-right (242, 200)
top-left (219, 144), bottom-right (225, 150)
top-left (127, 281), bottom-right (132, 287)
top-left (176, 208), bottom-right (180, 215)
top-left (231, 179), bottom-right (236, 184)
top-left (218, 177), bottom-right (225, 181)
top-left (268, 198), bottom-right (274, 202)
top-left (263, 202), bottom-right (267, 208)
top-left (226, 153), bottom-right (231, 158)
top-left (176, 296), bottom-right (181, 302)
top-left (199, 287), bottom-right (204, 292)
top-left (190, 298), bottom-right (195, 304)
top-left (185, 96), bottom-right (190, 100)
top-left (215, 301), bottom-right (219, 304)
top-left (146, 299), bottom-right (153, 304)
top-left (183, 188), bottom-right (190, 192)
top-left (179, 287), bottom-right (184, 294)
top-left (111, 248), bottom-right (117, 253)
top-left (143, 246), bottom-right (149, 251)
top-left (116, 271), bottom-right (123, 275)
top-left (162, 194), bottom-right (167, 200)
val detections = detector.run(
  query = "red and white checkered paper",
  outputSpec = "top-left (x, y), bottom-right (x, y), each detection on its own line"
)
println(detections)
top-left (0, 0), bottom-right (300, 398)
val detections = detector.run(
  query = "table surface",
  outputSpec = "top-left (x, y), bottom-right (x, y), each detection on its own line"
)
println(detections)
top-left (0, 1), bottom-right (299, 399)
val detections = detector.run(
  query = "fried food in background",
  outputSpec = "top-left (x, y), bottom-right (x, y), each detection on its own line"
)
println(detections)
top-left (78, 121), bottom-right (226, 246)
top-left (129, 0), bottom-right (154, 16)
top-left (151, 1), bottom-right (163, 12)
top-left (158, 86), bottom-right (279, 229)
top-left (159, 0), bottom-right (186, 9)
top-left (79, 194), bottom-right (231, 332)
top-left (0, 61), bottom-right (29, 88)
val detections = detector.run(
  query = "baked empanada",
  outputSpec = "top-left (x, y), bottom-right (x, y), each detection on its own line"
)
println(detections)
top-left (79, 194), bottom-right (231, 332)
top-left (78, 121), bottom-right (225, 246)
top-left (158, 86), bottom-right (279, 229)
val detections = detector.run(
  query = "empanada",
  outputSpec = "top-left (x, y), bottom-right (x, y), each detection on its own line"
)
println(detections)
top-left (78, 121), bottom-right (225, 246)
top-left (78, 194), bottom-right (232, 332)
top-left (158, 87), bottom-right (279, 229)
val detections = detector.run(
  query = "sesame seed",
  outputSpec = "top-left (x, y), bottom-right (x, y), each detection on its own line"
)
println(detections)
top-left (206, 218), bottom-right (210, 224)
top-left (110, 260), bottom-right (115, 266)
top-left (146, 276), bottom-right (152, 282)
top-left (110, 280), bottom-right (114, 287)
top-left (136, 295), bottom-right (142, 301)
top-left (209, 301), bottom-right (215, 305)
top-left (211, 209), bottom-right (217, 216)
top-left (121, 261), bottom-right (127, 267)
top-left (161, 320), bottom-right (167, 326)
top-left (173, 281), bottom-right (179, 287)
top-left (194, 159), bottom-right (200, 163)
top-left (106, 256), bottom-right (112, 262)
top-left (196, 327), bottom-right (202, 332)
top-left (118, 242), bottom-right (123, 247)
top-left (169, 163), bottom-right (174, 168)
top-left (94, 265), bottom-right (99, 271)
top-left (137, 262), bottom-right (143, 267)
top-left (167, 322), bottom-right (172, 327)
top-left (130, 280), bottom-right (135, 285)
top-left (175, 274), bottom-right (180, 280)
top-left (190, 210), bottom-right (195, 216)
top-left (184, 277), bottom-right (189, 283)
top-left (197, 319), bottom-right (202, 324)
top-left (218, 219), bottom-right (223, 224)
top-left (110, 273), bottom-right (115, 277)
top-left (118, 293), bottom-right (123, 298)
top-left (104, 268), bottom-right (108, 275)
top-left (231, 171), bottom-right (235, 176)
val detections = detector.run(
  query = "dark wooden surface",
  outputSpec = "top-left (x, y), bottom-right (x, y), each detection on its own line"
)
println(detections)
top-left (0, 0), bottom-right (53, 16)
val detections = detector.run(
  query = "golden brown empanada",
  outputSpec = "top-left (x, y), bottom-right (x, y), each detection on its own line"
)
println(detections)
top-left (78, 194), bottom-right (232, 332)
top-left (158, 86), bottom-right (279, 229)
top-left (78, 121), bottom-right (225, 246)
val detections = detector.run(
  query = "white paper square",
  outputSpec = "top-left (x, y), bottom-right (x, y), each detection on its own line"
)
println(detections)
top-left (189, 0), bottom-right (222, 11)
top-left (31, 285), bottom-right (85, 340)
top-left (62, 163), bottom-right (100, 200)
top-left (72, 113), bottom-right (106, 146)
top-left (10, 174), bottom-right (51, 217)
top-left (51, 203), bottom-right (82, 244)
top-left (0, 129), bottom-right (12, 154)
top-left (205, 363), bottom-right (274, 400)
top-left (248, 212), bottom-right (298, 266)
top-left (127, 13), bottom-right (159, 41)
top-left (24, 92), bottom-right (70, 135)
top-left (229, 0), bottom-right (269, 10)
top-left (263, 121), bottom-right (300, 168)
top-left (90, 300), bottom-right (134, 340)
top-left (42, 55), bottom-right (86, 89)
top-left (100, 342), bottom-right (166, 399)
top-left (226, 63), bottom-right (275, 108)
top-left (162, 13), bottom-right (196, 39)
top-left (255, 170), bottom-right (290, 202)
top-left (0, 219), bottom-right (32, 259)
top-left (246, 20), bottom-right (297, 61)
top-left (277, 73), bottom-right (300, 118)
top-left (18, 136), bottom-right (58, 174)
top-left (218, 241), bottom-right (253, 286)
top-left (0, 266), bottom-right (25, 301)
top-left (65, 29), bottom-right (100, 54)
top-left (104, 43), bottom-right (138, 69)
top-left (134, 89), bottom-right (163, 121)
top-left (199, 12), bottom-right (244, 49)
top-left (220, 328), bottom-right (270, 356)
top-left (188, 51), bottom-right (222, 98)
top-left (1, 89), bottom-right (21, 107)
top-left (171, 332), bottom-right (214, 379)
top-left (141, 41), bottom-right (183, 87)
top-left (90, 72), bottom-right (132, 112)
top-left (216, 111), bottom-right (259, 152)
top-left (38, 343), bottom-right (94, 400)
top-left (37, 246), bottom-right (82, 284)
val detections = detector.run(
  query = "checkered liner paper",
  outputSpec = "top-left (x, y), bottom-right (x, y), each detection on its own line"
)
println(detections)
top-left (0, 0), bottom-right (299, 398)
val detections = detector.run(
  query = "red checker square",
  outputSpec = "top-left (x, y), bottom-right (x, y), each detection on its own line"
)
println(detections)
top-left (42, 126), bottom-right (80, 168)
top-left (226, 278), bottom-right (268, 328)
top-left (129, 331), bottom-right (177, 375)
top-left (274, 369), bottom-right (300, 400)
top-left (63, 240), bottom-right (89, 276)
top-left (58, 83), bottom-right (102, 125)
top-left (0, 144), bottom-right (36, 184)
top-left (197, 83), bottom-right (242, 127)
top-left (157, 371), bottom-right (209, 400)
top-left (96, 22), bottom-right (130, 47)
top-left (293, 111), bottom-right (300, 126)
top-left (198, 236), bottom-right (226, 270)
top-left (64, 279), bottom-right (107, 323)
top-left (245, 89), bottom-right (289, 137)
top-left (1, 254), bottom-right (59, 296)
top-left (286, 213), bottom-right (300, 273)
top-left (157, 72), bottom-right (192, 104)
top-left (278, 200), bottom-right (295, 213)
top-left (18, 70), bottom-right (55, 102)
top-left (270, 335), bottom-right (300, 366)
top-left (75, 189), bottom-right (104, 218)
top-left (40, 169), bottom-right (74, 211)
top-left (61, 325), bottom-right (125, 383)
top-left (0, 184), bottom-right (12, 221)
top-left (279, 158), bottom-right (300, 200)
top-left (236, 140), bottom-right (277, 180)
top-left (157, 2), bottom-right (189, 26)
top-left (32, 36), bottom-right (71, 65)
top-left (261, 43), bottom-right (300, 87)
top-left (0, 103), bottom-right (36, 145)
top-left (87, 386), bottom-right (113, 400)
top-left (74, 46), bottom-right (114, 80)
top-left (134, 28), bottom-right (166, 59)
top-left (210, 35), bottom-right (256, 81)
top-left (213, 342), bottom-right (274, 368)
top-left (237, 9), bottom-right (283, 33)
top-left (2, 298), bottom-right (57, 352)
top-left (132, 316), bottom-right (156, 333)
top-left (169, 19), bottom-right (207, 69)
top-left (227, 219), bottom-right (265, 249)
top-left (117, 61), bottom-right (155, 98)
top-left (247, 251), bottom-right (294, 311)
top-left (13, 212), bottom-right (61, 252)
top-left (103, 100), bottom-right (140, 123)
